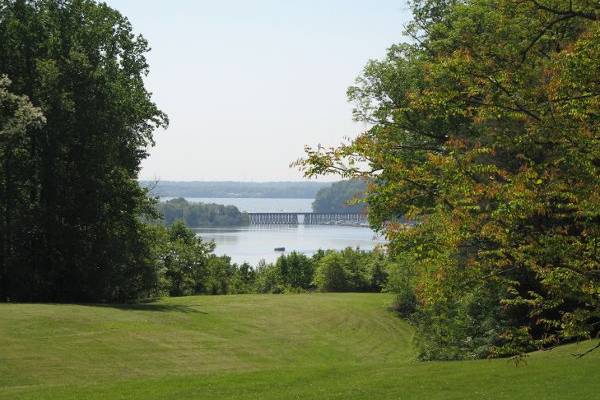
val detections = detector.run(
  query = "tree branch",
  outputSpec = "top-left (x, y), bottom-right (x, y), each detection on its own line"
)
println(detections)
top-left (520, 13), bottom-right (577, 63)
top-left (528, 0), bottom-right (599, 21)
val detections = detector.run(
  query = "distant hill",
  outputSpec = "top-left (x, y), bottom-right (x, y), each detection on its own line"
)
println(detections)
top-left (140, 181), bottom-right (334, 199)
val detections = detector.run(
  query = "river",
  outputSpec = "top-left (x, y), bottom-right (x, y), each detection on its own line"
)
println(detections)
top-left (167, 197), bottom-right (384, 265)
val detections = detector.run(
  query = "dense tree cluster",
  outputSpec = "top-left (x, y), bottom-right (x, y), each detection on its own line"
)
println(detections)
top-left (298, 0), bottom-right (600, 359)
top-left (152, 221), bottom-right (249, 297)
top-left (0, 75), bottom-right (46, 300)
top-left (157, 198), bottom-right (249, 227)
top-left (0, 0), bottom-right (168, 302)
top-left (254, 248), bottom-right (388, 294)
top-left (311, 179), bottom-right (367, 213)
top-left (150, 221), bottom-right (392, 297)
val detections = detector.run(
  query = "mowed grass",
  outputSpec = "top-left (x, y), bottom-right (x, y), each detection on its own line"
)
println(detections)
top-left (0, 293), bottom-right (598, 399)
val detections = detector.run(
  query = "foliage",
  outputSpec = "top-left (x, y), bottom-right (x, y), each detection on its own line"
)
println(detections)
top-left (253, 252), bottom-right (316, 293)
top-left (204, 255), bottom-right (237, 295)
top-left (153, 221), bottom-right (214, 297)
top-left (0, 0), bottom-right (168, 302)
top-left (296, 0), bottom-right (600, 359)
top-left (153, 221), bottom-right (257, 296)
top-left (228, 262), bottom-right (256, 294)
top-left (313, 248), bottom-right (389, 292)
top-left (252, 248), bottom-right (390, 294)
top-left (311, 179), bottom-right (367, 213)
top-left (0, 75), bottom-right (45, 300)
top-left (384, 253), bottom-right (418, 316)
top-left (275, 251), bottom-right (315, 290)
top-left (253, 260), bottom-right (284, 293)
top-left (157, 197), bottom-right (249, 227)
top-left (313, 252), bottom-right (349, 291)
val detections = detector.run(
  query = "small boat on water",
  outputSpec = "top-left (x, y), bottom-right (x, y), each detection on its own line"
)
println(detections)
top-left (274, 247), bottom-right (285, 252)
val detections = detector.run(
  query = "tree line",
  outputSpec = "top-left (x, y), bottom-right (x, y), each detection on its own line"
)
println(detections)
top-left (296, 0), bottom-right (600, 359)
top-left (311, 179), bottom-right (367, 214)
top-left (157, 221), bottom-right (391, 297)
top-left (157, 198), bottom-right (249, 227)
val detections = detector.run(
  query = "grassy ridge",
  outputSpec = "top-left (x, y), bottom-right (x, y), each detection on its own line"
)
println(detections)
top-left (0, 294), bottom-right (598, 399)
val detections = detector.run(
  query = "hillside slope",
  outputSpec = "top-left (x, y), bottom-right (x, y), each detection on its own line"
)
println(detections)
top-left (0, 294), bottom-right (598, 399)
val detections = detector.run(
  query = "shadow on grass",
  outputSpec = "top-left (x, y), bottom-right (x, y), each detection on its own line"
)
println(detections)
top-left (78, 302), bottom-right (208, 314)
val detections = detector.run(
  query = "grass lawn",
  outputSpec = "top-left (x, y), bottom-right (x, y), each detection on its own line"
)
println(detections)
top-left (0, 293), bottom-right (598, 399)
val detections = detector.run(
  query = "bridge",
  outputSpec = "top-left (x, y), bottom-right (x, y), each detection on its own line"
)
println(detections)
top-left (248, 212), bottom-right (368, 226)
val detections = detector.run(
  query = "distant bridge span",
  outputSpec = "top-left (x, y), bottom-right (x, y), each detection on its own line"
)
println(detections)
top-left (248, 212), bottom-right (367, 225)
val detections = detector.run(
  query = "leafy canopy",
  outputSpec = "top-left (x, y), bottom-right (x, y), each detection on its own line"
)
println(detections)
top-left (297, 0), bottom-right (600, 358)
top-left (0, 0), bottom-right (167, 302)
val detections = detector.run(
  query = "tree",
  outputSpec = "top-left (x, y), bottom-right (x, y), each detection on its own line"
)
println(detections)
top-left (157, 198), bottom-right (250, 227)
top-left (312, 179), bottom-right (367, 213)
top-left (0, 75), bottom-right (45, 300)
top-left (297, 0), bottom-right (600, 358)
top-left (312, 248), bottom-right (385, 292)
top-left (0, 0), bottom-right (168, 302)
top-left (156, 221), bottom-right (214, 297)
top-left (313, 252), bottom-right (348, 292)
top-left (205, 255), bottom-right (236, 295)
top-left (275, 251), bottom-right (315, 290)
top-left (229, 262), bottom-right (256, 294)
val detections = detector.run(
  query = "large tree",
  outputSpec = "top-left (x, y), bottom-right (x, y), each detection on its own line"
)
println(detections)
top-left (297, 0), bottom-right (599, 358)
top-left (0, 0), bottom-right (168, 302)
top-left (0, 75), bottom-right (45, 300)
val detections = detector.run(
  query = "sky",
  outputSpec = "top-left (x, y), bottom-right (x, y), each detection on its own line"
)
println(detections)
top-left (105, 0), bottom-right (412, 181)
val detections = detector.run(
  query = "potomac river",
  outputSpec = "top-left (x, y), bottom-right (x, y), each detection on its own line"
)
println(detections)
top-left (174, 197), bottom-right (384, 265)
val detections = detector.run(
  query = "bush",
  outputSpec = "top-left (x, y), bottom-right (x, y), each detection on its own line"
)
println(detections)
top-left (253, 261), bottom-right (285, 294)
top-left (204, 255), bottom-right (236, 295)
top-left (314, 252), bottom-right (349, 292)
top-left (155, 221), bottom-right (214, 297)
top-left (313, 248), bottom-right (389, 292)
top-left (276, 252), bottom-right (315, 290)
top-left (229, 263), bottom-right (256, 294)
top-left (384, 254), bottom-right (417, 317)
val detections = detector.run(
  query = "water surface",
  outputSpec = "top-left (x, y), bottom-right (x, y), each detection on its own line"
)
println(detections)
top-left (164, 197), bottom-right (383, 265)
top-left (194, 225), bottom-right (383, 265)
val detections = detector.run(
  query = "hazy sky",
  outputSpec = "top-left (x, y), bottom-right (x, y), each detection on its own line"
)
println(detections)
top-left (106, 0), bottom-right (412, 181)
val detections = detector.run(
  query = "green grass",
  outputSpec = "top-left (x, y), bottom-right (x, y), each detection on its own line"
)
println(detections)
top-left (0, 293), bottom-right (598, 399)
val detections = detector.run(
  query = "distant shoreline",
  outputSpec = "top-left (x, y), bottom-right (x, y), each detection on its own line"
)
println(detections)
top-left (141, 180), bottom-right (334, 199)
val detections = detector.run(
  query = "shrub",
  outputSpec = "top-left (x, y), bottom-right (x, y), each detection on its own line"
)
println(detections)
top-left (155, 221), bottom-right (214, 297)
top-left (314, 252), bottom-right (348, 291)
top-left (313, 248), bottom-right (389, 292)
top-left (276, 252), bottom-right (315, 290)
